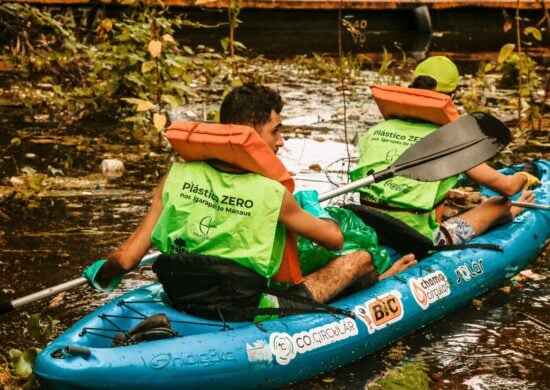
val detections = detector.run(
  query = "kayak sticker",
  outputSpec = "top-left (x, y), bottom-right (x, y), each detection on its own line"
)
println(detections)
top-left (269, 317), bottom-right (358, 365)
top-left (246, 340), bottom-right (273, 369)
top-left (455, 259), bottom-right (484, 284)
top-left (353, 290), bottom-right (404, 334)
top-left (409, 270), bottom-right (451, 310)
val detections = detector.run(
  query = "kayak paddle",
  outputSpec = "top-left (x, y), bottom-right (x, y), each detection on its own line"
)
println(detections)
top-left (320, 112), bottom-right (511, 201)
top-left (510, 202), bottom-right (550, 211)
top-left (0, 112), bottom-right (511, 315)
top-left (0, 252), bottom-right (160, 315)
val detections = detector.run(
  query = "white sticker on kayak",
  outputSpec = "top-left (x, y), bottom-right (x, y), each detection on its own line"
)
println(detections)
top-left (246, 340), bottom-right (273, 364)
top-left (353, 290), bottom-right (404, 334)
top-left (269, 317), bottom-right (358, 365)
top-left (409, 270), bottom-right (451, 310)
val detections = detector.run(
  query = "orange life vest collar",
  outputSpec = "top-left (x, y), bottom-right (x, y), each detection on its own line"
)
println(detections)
top-left (165, 121), bottom-right (303, 284)
top-left (371, 85), bottom-right (460, 126)
top-left (166, 122), bottom-right (294, 193)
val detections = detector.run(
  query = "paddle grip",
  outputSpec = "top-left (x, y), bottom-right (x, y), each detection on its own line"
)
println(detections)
top-left (0, 302), bottom-right (14, 315)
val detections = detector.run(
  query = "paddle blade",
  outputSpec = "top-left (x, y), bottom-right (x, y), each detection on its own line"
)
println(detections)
top-left (393, 112), bottom-right (511, 181)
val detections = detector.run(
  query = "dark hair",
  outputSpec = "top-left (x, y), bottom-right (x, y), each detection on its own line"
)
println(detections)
top-left (219, 83), bottom-right (283, 129)
top-left (410, 75), bottom-right (456, 96)
top-left (409, 75), bottom-right (438, 91)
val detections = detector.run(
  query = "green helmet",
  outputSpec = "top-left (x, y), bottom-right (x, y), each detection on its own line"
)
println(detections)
top-left (413, 56), bottom-right (459, 93)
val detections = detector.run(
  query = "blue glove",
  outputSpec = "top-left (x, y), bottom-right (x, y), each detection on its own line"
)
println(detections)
top-left (293, 190), bottom-right (337, 223)
top-left (82, 259), bottom-right (123, 293)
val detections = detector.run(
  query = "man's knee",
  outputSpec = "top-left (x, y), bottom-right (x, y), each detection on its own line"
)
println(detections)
top-left (346, 250), bottom-right (374, 274)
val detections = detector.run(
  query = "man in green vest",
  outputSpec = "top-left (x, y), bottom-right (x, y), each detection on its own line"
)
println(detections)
top-left (351, 56), bottom-right (540, 247)
top-left (82, 83), bottom-right (416, 320)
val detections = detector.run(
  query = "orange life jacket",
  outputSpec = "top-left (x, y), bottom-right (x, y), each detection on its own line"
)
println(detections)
top-left (371, 85), bottom-right (460, 126)
top-left (165, 121), bottom-right (304, 284)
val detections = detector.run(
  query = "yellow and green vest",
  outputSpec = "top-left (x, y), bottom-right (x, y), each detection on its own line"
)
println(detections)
top-left (350, 119), bottom-right (458, 242)
top-left (151, 162), bottom-right (287, 278)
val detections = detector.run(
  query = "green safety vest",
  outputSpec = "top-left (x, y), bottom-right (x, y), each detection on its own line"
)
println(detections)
top-left (350, 119), bottom-right (457, 241)
top-left (151, 162), bottom-right (287, 278)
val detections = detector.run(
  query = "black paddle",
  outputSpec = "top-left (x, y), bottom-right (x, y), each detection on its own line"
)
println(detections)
top-left (319, 112), bottom-right (510, 201)
top-left (0, 112), bottom-right (511, 315)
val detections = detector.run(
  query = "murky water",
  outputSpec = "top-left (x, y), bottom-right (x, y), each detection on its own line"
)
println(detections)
top-left (1, 7), bottom-right (549, 387)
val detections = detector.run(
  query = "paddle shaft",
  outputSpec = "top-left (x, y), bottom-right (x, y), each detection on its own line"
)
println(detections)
top-left (0, 252), bottom-right (160, 315)
top-left (511, 201), bottom-right (550, 210)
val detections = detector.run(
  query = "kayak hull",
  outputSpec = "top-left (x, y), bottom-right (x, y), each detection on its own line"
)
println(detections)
top-left (34, 161), bottom-right (550, 389)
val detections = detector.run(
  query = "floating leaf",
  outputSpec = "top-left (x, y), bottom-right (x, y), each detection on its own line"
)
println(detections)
top-left (21, 166), bottom-right (36, 176)
top-left (497, 44), bottom-right (515, 64)
top-left (49, 292), bottom-right (66, 309)
top-left (153, 113), bottom-right (167, 131)
top-left (148, 40), bottom-right (162, 58)
top-left (47, 165), bottom-right (64, 177)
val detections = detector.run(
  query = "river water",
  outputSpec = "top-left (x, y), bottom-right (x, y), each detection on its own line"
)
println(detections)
top-left (1, 6), bottom-right (549, 389)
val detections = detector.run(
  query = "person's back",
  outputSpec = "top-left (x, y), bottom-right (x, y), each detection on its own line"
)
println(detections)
top-left (351, 56), bottom-right (540, 247)
top-left (151, 161), bottom-right (287, 278)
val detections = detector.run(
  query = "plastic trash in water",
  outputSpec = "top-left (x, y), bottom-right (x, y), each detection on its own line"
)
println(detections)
top-left (101, 159), bottom-right (125, 178)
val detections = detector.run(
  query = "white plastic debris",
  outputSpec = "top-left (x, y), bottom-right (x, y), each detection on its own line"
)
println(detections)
top-left (101, 159), bottom-right (125, 178)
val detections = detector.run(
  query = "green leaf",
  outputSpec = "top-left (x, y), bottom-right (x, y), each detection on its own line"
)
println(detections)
top-left (9, 349), bottom-right (22, 361)
top-left (498, 43), bottom-right (515, 63)
top-left (45, 316), bottom-right (60, 340)
top-left (161, 94), bottom-right (181, 108)
top-left (14, 348), bottom-right (40, 378)
top-left (141, 60), bottom-right (156, 74)
top-left (27, 314), bottom-right (42, 341)
top-left (233, 41), bottom-right (247, 50)
top-left (121, 97), bottom-right (150, 105)
top-left (523, 26), bottom-right (542, 41)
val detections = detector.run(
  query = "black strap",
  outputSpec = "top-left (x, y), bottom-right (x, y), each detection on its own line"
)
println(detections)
top-left (435, 243), bottom-right (503, 252)
top-left (259, 287), bottom-right (355, 318)
top-left (345, 203), bottom-right (503, 258)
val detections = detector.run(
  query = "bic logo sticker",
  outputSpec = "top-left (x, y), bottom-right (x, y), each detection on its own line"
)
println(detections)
top-left (409, 270), bottom-right (451, 310)
top-left (353, 290), bottom-right (404, 334)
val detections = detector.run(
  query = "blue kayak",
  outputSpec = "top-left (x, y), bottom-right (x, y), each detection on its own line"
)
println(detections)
top-left (34, 161), bottom-right (550, 389)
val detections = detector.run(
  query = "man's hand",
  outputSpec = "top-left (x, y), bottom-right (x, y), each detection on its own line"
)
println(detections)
top-left (82, 259), bottom-right (123, 293)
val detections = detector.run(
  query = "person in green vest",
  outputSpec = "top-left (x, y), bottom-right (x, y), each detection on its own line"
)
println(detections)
top-left (350, 56), bottom-right (540, 247)
top-left (82, 83), bottom-right (416, 321)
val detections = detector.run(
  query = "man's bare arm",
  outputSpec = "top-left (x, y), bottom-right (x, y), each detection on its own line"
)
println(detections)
top-left (278, 189), bottom-right (343, 250)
